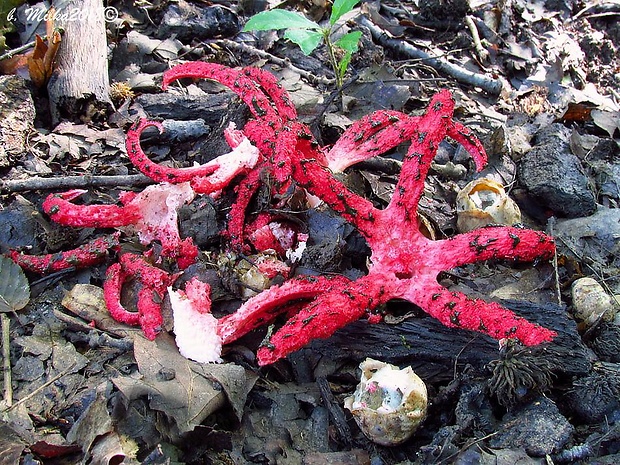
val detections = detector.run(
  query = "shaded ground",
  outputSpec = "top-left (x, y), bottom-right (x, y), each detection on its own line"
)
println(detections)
top-left (1, 1), bottom-right (620, 464)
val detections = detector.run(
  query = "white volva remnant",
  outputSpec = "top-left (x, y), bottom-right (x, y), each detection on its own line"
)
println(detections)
top-left (169, 279), bottom-right (223, 363)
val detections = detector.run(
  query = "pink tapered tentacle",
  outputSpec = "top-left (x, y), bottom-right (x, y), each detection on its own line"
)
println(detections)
top-left (10, 233), bottom-right (120, 274)
top-left (218, 275), bottom-right (351, 344)
top-left (257, 275), bottom-right (393, 365)
top-left (126, 119), bottom-right (220, 183)
top-left (43, 190), bottom-right (141, 228)
top-left (404, 279), bottom-right (557, 346)
top-left (436, 226), bottom-right (555, 270)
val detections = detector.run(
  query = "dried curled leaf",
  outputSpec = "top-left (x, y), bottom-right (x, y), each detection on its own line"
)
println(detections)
top-left (27, 30), bottom-right (62, 88)
top-left (0, 255), bottom-right (30, 313)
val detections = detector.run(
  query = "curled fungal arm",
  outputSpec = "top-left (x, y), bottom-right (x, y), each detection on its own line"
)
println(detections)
top-left (103, 253), bottom-right (178, 340)
top-left (43, 190), bottom-right (140, 228)
top-left (9, 233), bottom-right (120, 274)
top-left (126, 119), bottom-right (220, 183)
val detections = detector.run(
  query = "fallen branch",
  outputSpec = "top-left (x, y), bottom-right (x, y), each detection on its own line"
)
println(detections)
top-left (0, 174), bottom-right (153, 193)
top-left (0, 38), bottom-right (39, 62)
top-left (358, 15), bottom-right (504, 95)
top-left (213, 39), bottom-right (335, 87)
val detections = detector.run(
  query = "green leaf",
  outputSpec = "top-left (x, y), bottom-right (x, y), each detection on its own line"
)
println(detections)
top-left (0, 255), bottom-right (30, 313)
top-left (334, 30), bottom-right (362, 53)
top-left (337, 51), bottom-right (353, 81)
top-left (243, 9), bottom-right (320, 32)
top-left (284, 29), bottom-right (324, 55)
top-left (330, 0), bottom-right (361, 25)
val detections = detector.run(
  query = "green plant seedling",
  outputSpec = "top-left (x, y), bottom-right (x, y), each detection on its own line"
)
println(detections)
top-left (243, 0), bottom-right (362, 88)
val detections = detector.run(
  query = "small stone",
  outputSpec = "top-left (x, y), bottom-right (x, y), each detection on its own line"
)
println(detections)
top-left (489, 397), bottom-right (573, 456)
top-left (572, 277), bottom-right (616, 328)
top-left (159, 1), bottom-right (239, 41)
top-left (517, 124), bottom-right (596, 218)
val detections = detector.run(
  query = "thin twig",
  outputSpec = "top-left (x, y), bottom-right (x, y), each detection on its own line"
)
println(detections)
top-left (212, 39), bottom-right (335, 87)
top-left (358, 15), bottom-right (504, 95)
top-left (464, 15), bottom-right (489, 64)
top-left (1, 314), bottom-right (12, 407)
top-left (546, 218), bottom-right (563, 305)
top-left (0, 38), bottom-right (40, 62)
top-left (439, 432), bottom-right (499, 464)
top-left (0, 173), bottom-right (153, 193)
top-left (6, 362), bottom-right (77, 411)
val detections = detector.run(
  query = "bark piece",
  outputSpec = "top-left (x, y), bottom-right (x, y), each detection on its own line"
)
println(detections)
top-left (312, 299), bottom-right (590, 382)
top-left (0, 75), bottom-right (35, 167)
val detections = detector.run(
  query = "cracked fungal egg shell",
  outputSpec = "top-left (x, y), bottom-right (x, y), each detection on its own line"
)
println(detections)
top-left (456, 178), bottom-right (521, 233)
top-left (571, 277), bottom-right (617, 328)
top-left (344, 358), bottom-right (428, 446)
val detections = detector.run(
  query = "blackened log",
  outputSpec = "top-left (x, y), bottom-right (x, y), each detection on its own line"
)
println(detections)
top-left (311, 300), bottom-right (590, 382)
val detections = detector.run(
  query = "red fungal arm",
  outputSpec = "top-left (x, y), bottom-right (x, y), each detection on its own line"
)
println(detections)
top-left (446, 121), bottom-right (487, 171)
top-left (163, 63), bottom-right (298, 166)
top-left (120, 182), bottom-right (197, 267)
top-left (403, 279), bottom-right (557, 346)
top-left (10, 233), bottom-right (120, 274)
top-left (119, 253), bottom-right (176, 297)
top-left (292, 141), bottom-right (377, 238)
top-left (438, 226), bottom-right (556, 269)
top-left (325, 111), bottom-right (416, 172)
top-left (104, 263), bottom-right (140, 326)
top-left (163, 63), bottom-right (282, 122)
top-left (103, 253), bottom-right (178, 340)
top-left (239, 66), bottom-right (298, 120)
top-left (225, 169), bottom-right (263, 252)
top-left (190, 134), bottom-right (260, 195)
top-left (125, 119), bottom-right (220, 183)
top-left (387, 91), bottom-right (487, 220)
top-left (43, 190), bottom-right (141, 228)
top-left (217, 275), bottom-right (351, 345)
top-left (256, 275), bottom-right (392, 365)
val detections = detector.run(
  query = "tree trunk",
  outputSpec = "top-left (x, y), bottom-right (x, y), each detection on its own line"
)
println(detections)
top-left (47, 0), bottom-right (111, 125)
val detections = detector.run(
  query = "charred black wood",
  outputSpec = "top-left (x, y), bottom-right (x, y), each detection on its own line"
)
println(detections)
top-left (312, 300), bottom-right (590, 382)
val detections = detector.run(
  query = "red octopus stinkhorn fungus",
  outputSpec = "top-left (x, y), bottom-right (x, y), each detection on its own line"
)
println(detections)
top-left (161, 70), bottom-right (555, 365)
top-left (14, 63), bottom-right (558, 363)
top-left (253, 89), bottom-right (556, 365)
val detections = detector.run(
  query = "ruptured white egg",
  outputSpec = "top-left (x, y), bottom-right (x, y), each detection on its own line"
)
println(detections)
top-left (456, 178), bottom-right (521, 232)
top-left (344, 358), bottom-right (428, 446)
top-left (571, 277), bottom-right (617, 328)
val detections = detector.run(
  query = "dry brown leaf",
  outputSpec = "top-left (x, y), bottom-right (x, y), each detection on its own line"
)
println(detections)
top-left (27, 35), bottom-right (49, 88)
top-left (61, 284), bottom-right (139, 338)
top-left (112, 333), bottom-right (256, 435)
top-left (27, 30), bottom-right (61, 88)
top-left (559, 102), bottom-right (594, 123)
